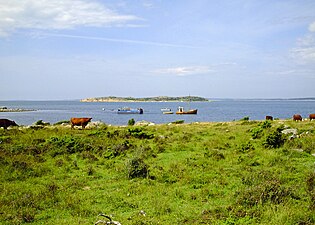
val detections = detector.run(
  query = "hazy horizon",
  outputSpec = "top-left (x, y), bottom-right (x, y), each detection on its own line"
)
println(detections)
top-left (1, 96), bottom-right (315, 102)
top-left (1, 0), bottom-right (315, 100)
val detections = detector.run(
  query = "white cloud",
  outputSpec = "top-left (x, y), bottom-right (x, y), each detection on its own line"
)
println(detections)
top-left (154, 66), bottom-right (214, 76)
top-left (291, 34), bottom-right (315, 62)
top-left (153, 63), bottom-right (239, 76)
top-left (291, 47), bottom-right (315, 61)
top-left (30, 32), bottom-right (197, 48)
top-left (0, 0), bottom-right (139, 36)
top-left (309, 21), bottom-right (315, 32)
top-left (290, 20), bottom-right (315, 62)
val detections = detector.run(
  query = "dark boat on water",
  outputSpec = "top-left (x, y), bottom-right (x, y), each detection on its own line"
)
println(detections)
top-left (176, 106), bottom-right (198, 114)
top-left (117, 107), bottom-right (143, 114)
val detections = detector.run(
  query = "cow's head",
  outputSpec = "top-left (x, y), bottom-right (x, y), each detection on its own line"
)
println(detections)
top-left (11, 120), bottom-right (18, 126)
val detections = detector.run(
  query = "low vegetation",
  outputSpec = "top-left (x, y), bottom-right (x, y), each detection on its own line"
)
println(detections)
top-left (0, 120), bottom-right (314, 224)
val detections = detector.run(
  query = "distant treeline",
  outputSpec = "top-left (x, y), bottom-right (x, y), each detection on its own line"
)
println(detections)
top-left (80, 96), bottom-right (209, 102)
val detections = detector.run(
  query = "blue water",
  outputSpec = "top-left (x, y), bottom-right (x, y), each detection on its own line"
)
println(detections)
top-left (0, 100), bottom-right (314, 126)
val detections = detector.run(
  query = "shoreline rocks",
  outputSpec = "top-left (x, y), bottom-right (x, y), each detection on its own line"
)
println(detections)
top-left (0, 107), bottom-right (36, 112)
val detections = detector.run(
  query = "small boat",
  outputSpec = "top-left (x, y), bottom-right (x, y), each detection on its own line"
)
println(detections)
top-left (163, 111), bottom-right (174, 114)
top-left (117, 107), bottom-right (143, 114)
top-left (161, 108), bottom-right (172, 112)
top-left (161, 108), bottom-right (173, 114)
top-left (176, 106), bottom-right (197, 114)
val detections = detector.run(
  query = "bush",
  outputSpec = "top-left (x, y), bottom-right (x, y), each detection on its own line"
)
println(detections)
top-left (46, 136), bottom-right (87, 155)
top-left (263, 127), bottom-right (285, 149)
top-left (251, 127), bottom-right (263, 139)
top-left (128, 128), bottom-right (154, 139)
top-left (126, 157), bottom-right (148, 179)
top-left (105, 141), bottom-right (131, 158)
top-left (128, 118), bottom-right (135, 126)
top-left (240, 116), bottom-right (250, 121)
top-left (35, 120), bottom-right (50, 126)
top-left (260, 120), bottom-right (272, 129)
top-left (171, 120), bottom-right (185, 124)
top-left (54, 120), bottom-right (70, 125)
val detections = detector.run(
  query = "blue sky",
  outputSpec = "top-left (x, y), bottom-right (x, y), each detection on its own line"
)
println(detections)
top-left (1, 0), bottom-right (315, 100)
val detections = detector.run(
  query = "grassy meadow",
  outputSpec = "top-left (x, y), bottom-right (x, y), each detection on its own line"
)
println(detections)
top-left (0, 119), bottom-right (315, 224)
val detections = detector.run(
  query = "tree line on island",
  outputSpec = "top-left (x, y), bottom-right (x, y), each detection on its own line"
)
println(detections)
top-left (80, 96), bottom-right (209, 102)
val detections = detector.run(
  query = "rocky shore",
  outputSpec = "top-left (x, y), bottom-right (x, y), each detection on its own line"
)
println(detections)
top-left (0, 107), bottom-right (36, 112)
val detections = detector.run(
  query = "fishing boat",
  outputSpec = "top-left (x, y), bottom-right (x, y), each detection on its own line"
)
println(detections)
top-left (161, 108), bottom-right (174, 114)
top-left (176, 106), bottom-right (197, 114)
top-left (117, 107), bottom-right (143, 114)
top-left (176, 95), bottom-right (198, 114)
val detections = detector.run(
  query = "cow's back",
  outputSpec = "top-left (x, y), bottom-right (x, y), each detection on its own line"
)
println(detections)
top-left (70, 117), bottom-right (92, 128)
top-left (265, 116), bottom-right (273, 120)
top-left (0, 119), bottom-right (18, 129)
top-left (293, 114), bottom-right (302, 121)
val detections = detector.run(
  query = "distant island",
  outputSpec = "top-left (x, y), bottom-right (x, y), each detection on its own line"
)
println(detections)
top-left (0, 107), bottom-right (36, 112)
top-left (80, 96), bottom-right (209, 102)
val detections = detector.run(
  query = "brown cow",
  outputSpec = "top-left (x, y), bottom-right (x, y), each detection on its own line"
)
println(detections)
top-left (265, 115), bottom-right (273, 120)
top-left (70, 117), bottom-right (92, 129)
top-left (293, 114), bottom-right (302, 121)
top-left (309, 114), bottom-right (315, 121)
top-left (0, 119), bottom-right (18, 129)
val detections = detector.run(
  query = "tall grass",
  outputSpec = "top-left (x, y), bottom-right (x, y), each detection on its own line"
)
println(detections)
top-left (0, 120), bottom-right (314, 224)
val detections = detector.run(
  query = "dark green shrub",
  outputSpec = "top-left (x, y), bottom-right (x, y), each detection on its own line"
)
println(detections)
top-left (126, 157), bottom-right (148, 179)
top-left (171, 120), bottom-right (185, 124)
top-left (35, 120), bottom-right (50, 126)
top-left (128, 118), bottom-right (135, 126)
top-left (128, 128), bottom-right (154, 139)
top-left (105, 141), bottom-right (131, 158)
top-left (46, 136), bottom-right (86, 155)
top-left (239, 141), bottom-right (255, 152)
top-left (54, 120), bottom-right (70, 125)
top-left (260, 120), bottom-right (272, 129)
top-left (263, 127), bottom-right (285, 149)
top-left (240, 116), bottom-right (250, 121)
top-left (251, 127), bottom-right (263, 139)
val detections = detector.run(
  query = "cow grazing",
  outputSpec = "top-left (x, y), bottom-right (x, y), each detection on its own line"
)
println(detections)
top-left (0, 119), bottom-right (18, 129)
top-left (309, 114), bottom-right (315, 121)
top-left (293, 114), bottom-right (302, 121)
top-left (70, 117), bottom-right (92, 129)
top-left (265, 115), bottom-right (273, 121)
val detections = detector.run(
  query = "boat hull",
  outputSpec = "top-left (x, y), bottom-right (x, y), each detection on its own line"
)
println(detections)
top-left (176, 109), bottom-right (198, 114)
top-left (117, 108), bottom-right (143, 114)
top-left (163, 111), bottom-right (174, 114)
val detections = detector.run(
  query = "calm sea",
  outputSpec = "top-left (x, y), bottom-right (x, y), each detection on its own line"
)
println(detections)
top-left (0, 100), bottom-right (314, 126)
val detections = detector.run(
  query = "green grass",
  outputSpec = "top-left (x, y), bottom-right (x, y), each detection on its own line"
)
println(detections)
top-left (0, 120), bottom-right (315, 224)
